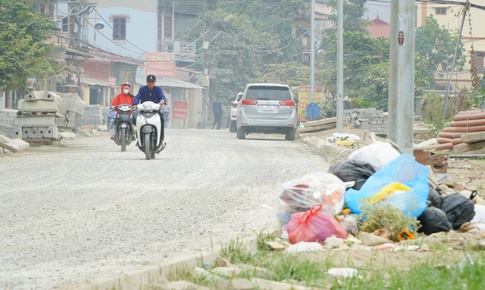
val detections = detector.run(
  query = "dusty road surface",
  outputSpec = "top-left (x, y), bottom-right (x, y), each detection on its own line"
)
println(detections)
top-left (0, 128), bottom-right (332, 289)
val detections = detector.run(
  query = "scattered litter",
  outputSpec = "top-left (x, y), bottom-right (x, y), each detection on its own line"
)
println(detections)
top-left (284, 242), bottom-right (323, 253)
top-left (328, 267), bottom-right (361, 279)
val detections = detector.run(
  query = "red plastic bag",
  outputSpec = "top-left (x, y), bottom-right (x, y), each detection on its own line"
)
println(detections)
top-left (285, 204), bottom-right (348, 244)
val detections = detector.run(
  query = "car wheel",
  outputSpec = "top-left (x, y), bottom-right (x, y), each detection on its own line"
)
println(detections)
top-left (229, 120), bottom-right (237, 132)
top-left (236, 126), bottom-right (246, 139)
top-left (286, 127), bottom-right (296, 141)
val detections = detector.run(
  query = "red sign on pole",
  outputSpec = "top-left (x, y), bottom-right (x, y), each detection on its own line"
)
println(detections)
top-left (173, 101), bottom-right (188, 120)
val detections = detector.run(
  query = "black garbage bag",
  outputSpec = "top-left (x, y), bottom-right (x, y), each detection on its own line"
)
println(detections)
top-left (329, 159), bottom-right (376, 190)
top-left (417, 206), bottom-right (452, 235)
top-left (440, 191), bottom-right (477, 230)
top-left (427, 186), bottom-right (443, 208)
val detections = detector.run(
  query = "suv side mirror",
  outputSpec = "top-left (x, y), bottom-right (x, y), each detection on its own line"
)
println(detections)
top-left (294, 97), bottom-right (299, 104)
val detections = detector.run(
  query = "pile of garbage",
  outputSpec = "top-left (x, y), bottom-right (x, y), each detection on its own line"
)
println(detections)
top-left (275, 136), bottom-right (483, 248)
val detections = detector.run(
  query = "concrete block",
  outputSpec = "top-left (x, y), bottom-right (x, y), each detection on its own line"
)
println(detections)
top-left (14, 115), bottom-right (57, 127)
top-left (23, 91), bottom-right (45, 101)
top-left (39, 126), bottom-right (59, 139)
top-left (28, 127), bottom-right (39, 138)
top-left (0, 108), bottom-right (18, 116)
top-left (19, 127), bottom-right (33, 138)
top-left (43, 91), bottom-right (62, 102)
top-left (23, 90), bottom-right (62, 102)
top-left (17, 99), bottom-right (60, 113)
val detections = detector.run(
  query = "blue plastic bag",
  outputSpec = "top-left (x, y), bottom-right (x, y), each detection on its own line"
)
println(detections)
top-left (344, 154), bottom-right (430, 217)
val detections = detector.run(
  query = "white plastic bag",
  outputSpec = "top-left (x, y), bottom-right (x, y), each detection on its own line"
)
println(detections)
top-left (348, 133), bottom-right (400, 170)
top-left (279, 172), bottom-right (345, 216)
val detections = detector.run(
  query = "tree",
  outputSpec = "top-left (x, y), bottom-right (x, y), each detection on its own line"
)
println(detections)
top-left (177, 10), bottom-right (264, 103)
top-left (258, 62), bottom-right (313, 87)
top-left (327, 0), bottom-right (368, 32)
top-left (0, 0), bottom-right (59, 95)
top-left (415, 15), bottom-right (466, 79)
top-left (319, 15), bottom-right (459, 111)
top-left (320, 30), bottom-right (390, 109)
top-left (176, 0), bottom-right (304, 103)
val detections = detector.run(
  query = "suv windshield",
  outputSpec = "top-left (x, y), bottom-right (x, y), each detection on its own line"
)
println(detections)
top-left (245, 86), bottom-right (291, 101)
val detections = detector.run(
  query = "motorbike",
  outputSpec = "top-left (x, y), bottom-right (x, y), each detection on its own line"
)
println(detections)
top-left (134, 101), bottom-right (166, 160)
top-left (111, 104), bottom-right (134, 152)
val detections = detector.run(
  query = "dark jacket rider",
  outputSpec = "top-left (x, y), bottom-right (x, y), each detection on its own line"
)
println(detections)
top-left (132, 74), bottom-right (167, 142)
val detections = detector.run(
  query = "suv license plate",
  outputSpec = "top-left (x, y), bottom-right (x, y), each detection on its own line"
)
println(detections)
top-left (262, 105), bottom-right (274, 111)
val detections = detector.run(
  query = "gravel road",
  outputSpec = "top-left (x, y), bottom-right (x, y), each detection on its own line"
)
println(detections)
top-left (0, 128), bottom-right (331, 289)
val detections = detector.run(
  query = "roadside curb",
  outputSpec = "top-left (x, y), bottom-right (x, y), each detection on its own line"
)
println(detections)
top-left (61, 237), bottom-right (258, 290)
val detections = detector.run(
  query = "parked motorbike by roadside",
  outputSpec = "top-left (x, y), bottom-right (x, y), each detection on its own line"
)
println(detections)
top-left (111, 104), bottom-right (134, 152)
top-left (134, 101), bottom-right (166, 160)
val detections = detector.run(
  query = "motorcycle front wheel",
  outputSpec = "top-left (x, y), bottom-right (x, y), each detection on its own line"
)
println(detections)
top-left (144, 133), bottom-right (151, 160)
top-left (120, 128), bottom-right (126, 152)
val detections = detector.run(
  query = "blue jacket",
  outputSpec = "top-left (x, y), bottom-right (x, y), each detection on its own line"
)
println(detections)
top-left (212, 99), bottom-right (223, 116)
top-left (132, 85), bottom-right (167, 106)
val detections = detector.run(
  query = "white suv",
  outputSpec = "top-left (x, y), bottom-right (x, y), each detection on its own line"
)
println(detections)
top-left (229, 92), bottom-right (243, 132)
top-left (236, 83), bottom-right (297, 141)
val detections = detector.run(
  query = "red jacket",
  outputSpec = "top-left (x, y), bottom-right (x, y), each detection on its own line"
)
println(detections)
top-left (112, 84), bottom-right (134, 110)
top-left (112, 93), bottom-right (133, 107)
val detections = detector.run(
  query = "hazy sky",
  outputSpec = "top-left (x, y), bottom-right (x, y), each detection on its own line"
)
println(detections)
top-left (365, 0), bottom-right (391, 23)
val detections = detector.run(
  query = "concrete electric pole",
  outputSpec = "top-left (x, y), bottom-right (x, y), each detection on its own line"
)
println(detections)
top-left (388, 0), bottom-right (415, 154)
top-left (336, 0), bottom-right (343, 133)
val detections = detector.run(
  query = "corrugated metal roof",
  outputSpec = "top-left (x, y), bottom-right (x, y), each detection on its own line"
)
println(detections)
top-left (79, 59), bottom-right (111, 80)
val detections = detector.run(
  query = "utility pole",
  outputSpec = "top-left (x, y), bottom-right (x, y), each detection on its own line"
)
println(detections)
top-left (388, 0), bottom-right (415, 154)
top-left (310, 0), bottom-right (315, 103)
top-left (336, 0), bottom-right (343, 132)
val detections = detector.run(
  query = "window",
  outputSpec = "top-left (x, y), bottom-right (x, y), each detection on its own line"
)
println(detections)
top-left (435, 8), bottom-right (447, 15)
top-left (112, 16), bottom-right (126, 40)
top-left (61, 17), bottom-right (68, 32)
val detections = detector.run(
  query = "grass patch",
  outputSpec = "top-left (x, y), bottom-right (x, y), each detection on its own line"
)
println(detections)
top-left (173, 231), bottom-right (485, 289)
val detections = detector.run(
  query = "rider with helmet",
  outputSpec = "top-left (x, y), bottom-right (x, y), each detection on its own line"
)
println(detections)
top-left (110, 82), bottom-right (134, 139)
top-left (112, 82), bottom-right (134, 109)
top-left (132, 75), bottom-right (167, 142)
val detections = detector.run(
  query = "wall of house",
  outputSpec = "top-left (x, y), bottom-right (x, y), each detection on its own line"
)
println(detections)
top-left (416, 2), bottom-right (485, 90)
top-left (90, 1), bottom-right (159, 59)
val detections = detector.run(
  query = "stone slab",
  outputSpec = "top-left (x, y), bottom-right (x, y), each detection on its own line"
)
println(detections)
top-left (461, 131), bottom-right (485, 144)
top-left (0, 135), bottom-right (29, 153)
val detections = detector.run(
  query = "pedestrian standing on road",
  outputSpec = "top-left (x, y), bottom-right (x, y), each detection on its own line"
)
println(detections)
top-left (212, 97), bottom-right (223, 129)
top-left (132, 75), bottom-right (167, 142)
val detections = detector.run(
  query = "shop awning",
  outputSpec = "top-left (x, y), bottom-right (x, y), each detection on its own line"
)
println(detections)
top-left (80, 76), bottom-right (109, 87)
top-left (158, 78), bottom-right (205, 89)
